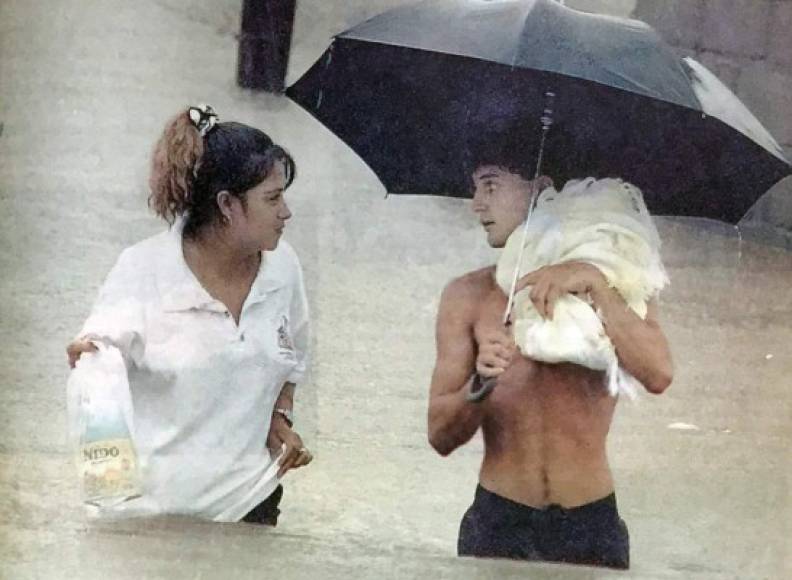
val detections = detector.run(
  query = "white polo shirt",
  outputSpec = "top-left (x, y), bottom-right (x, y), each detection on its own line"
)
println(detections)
top-left (78, 219), bottom-right (309, 521)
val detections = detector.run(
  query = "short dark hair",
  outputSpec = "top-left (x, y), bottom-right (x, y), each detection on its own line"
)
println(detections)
top-left (464, 119), bottom-right (568, 188)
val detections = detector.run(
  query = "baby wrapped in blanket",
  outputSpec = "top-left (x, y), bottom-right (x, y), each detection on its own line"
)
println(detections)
top-left (495, 177), bottom-right (668, 398)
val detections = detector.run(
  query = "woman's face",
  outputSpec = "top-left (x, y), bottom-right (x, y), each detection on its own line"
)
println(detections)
top-left (233, 161), bottom-right (292, 252)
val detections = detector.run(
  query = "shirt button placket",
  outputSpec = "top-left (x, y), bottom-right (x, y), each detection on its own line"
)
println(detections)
top-left (222, 311), bottom-right (242, 343)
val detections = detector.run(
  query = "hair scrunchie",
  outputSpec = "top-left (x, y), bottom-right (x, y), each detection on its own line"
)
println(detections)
top-left (188, 104), bottom-right (219, 137)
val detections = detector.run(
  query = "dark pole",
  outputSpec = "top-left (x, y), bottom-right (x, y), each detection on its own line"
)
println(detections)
top-left (237, 0), bottom-right (297, 93)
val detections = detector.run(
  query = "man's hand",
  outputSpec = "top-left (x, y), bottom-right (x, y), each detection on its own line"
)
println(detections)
top-left (267, 414), bottom-right (313, 477)
top-left (476, 326), bottom-right (517, 380)
top-left (515, 262), bottom-right (607, 320)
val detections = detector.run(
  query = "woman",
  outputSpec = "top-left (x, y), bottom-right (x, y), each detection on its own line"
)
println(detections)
top-left (66, 104), bottom-right (312, 524)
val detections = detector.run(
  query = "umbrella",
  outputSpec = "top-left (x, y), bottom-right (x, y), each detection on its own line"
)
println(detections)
top-left (287, 0), bottom-right (791, 224)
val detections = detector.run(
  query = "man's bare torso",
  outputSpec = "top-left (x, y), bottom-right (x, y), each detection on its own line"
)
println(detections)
top-left (467, 266), bottom-right (617, 508)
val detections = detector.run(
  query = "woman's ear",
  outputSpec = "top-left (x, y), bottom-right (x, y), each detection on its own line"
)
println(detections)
top-left (216, 190), bottom-right (234, 225)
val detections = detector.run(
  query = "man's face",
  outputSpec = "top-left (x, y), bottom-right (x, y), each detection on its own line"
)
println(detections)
top-left (471, 165), bottom-right (532, 248)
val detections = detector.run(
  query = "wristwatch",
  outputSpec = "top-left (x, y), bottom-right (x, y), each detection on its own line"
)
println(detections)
top-left (274, 408), bottom-right (294, 427)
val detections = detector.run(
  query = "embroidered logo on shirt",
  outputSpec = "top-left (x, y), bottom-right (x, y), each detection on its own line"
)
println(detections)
top-left (277, 316), bottom-right (294, 352)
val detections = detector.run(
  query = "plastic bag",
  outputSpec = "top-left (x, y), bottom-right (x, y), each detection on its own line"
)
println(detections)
top-left (66, 342), bottom-right (142, 507)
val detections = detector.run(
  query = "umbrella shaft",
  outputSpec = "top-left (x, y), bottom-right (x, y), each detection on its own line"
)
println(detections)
top-left (502, 188), bottom-right (539, 325)
top-left (503, 93), bottom-right (554, 325)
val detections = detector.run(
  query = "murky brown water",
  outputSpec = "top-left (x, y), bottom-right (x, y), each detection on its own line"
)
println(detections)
top-left (1, 1), bottom-right (790, 578)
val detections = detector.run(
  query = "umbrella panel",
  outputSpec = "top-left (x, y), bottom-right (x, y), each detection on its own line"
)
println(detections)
top-left (289, 40), bottom-right (790, 223)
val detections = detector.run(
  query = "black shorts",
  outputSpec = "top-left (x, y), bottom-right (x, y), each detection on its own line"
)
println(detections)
top-left (241, 484), bottom-right (284, 526)
top-left (458, 485), bottom-right (629, 569)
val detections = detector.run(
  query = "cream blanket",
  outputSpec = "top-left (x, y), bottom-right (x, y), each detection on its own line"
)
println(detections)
top-left (495, 178), bottom-right (668, 398)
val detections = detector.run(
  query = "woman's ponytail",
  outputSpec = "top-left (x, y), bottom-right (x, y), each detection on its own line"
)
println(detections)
top-left (148, 110), bottom-right (204, 224)
top-left (147, 104), bottom-right (294, 239)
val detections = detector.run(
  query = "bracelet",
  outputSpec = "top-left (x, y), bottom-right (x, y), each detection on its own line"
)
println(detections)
top-left (466, 374), bottom-right (497, 403)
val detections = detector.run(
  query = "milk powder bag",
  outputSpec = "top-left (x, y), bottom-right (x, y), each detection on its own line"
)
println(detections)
top-left (66, 343), bottom-right (141, 507)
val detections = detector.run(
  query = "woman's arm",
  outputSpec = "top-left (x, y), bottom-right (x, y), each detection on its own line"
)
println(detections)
top-left (67, 248), bottom-right (146, 368)
top-left (285, 253), bottom-right (310, 386)
top-left (267, 381), bottom-right (313, 477)
top-left (274, 382), bottom-right (295, 415)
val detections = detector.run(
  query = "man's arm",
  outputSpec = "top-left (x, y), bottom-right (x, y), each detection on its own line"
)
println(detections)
top-left (427, 281), bottom-right (486, 457)
top-left (590, 290), bottom-right (673, 394)
top-left (517, 262), bottom-right (673, 394)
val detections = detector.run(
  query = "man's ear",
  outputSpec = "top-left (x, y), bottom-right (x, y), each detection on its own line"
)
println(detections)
top-left (536, 175), bottom-right (554, 192)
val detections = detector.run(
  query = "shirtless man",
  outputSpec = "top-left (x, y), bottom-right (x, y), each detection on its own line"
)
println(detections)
top-left (427, 155), bottom-right (673, 569)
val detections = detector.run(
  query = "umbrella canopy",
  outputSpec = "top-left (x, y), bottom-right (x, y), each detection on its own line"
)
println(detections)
top-left (287, 0), bottom-right (790, 223)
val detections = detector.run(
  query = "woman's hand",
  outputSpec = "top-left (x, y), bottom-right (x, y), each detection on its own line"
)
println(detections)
top-left (66, 338), bottom-right (98, 369)
top-left (267, 415), bottom-right (313, 477)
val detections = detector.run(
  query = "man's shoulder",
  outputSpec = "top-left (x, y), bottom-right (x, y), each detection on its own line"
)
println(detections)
top-left (442, 266), bottom-right (496, 304)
